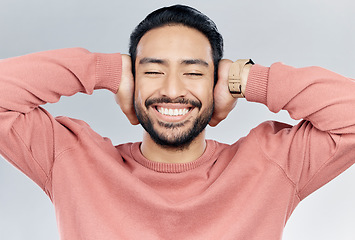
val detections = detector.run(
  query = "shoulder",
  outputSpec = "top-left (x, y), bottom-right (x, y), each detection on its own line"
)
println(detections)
top-left (55, 116), bottom-right (93, 136)
top-left (53, 116), bottom-right (114, 154)
top-left (213, 120), bottom-right (301, 165)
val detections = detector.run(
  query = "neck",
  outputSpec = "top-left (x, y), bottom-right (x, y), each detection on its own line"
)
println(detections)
top-left (140, 130), bottom-right (207, 164)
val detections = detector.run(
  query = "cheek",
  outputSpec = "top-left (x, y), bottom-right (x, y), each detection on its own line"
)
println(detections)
top-left (134, 81), bottom-right (146, 107)
top-left (205, 91), bottom-right (214, 106)
top-left (135, 79), bottom-right (159, 107)
top-left (134, 91), bottom-right (143, 107)
top-left (134, 77), bottom-right (147, 101)
top-left (190, 82), bottom-right (214, 104)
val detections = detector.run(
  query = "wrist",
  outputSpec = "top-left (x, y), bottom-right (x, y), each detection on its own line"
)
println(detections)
top-left (95, 52), bottom-right (122, 93)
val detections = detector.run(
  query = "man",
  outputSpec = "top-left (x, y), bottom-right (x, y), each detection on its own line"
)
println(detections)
top-left (0, 4), bottom-right (354, 240)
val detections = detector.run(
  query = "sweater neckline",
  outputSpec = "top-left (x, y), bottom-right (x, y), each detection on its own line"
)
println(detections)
top-left (130, 140), bottom-right (216, 173)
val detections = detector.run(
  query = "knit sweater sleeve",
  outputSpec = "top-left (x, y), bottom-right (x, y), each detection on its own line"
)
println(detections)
top-left (0, 48), bottom-right (122, 191)
top-left (245, 63), bottom-right (355, 200)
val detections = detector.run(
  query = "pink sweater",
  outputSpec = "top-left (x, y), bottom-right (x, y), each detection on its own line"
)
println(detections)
top-left (1, 48), bottom-right (355, 240)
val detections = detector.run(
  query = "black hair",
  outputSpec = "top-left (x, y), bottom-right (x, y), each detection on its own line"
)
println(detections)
top-left (129, 4), bottom-right (224, 84)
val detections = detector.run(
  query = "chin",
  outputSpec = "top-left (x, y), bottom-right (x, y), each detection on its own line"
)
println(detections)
top-left (149, 130), bottom-right (202, 151)
top-left (135, 98), bottom-right (214, 150)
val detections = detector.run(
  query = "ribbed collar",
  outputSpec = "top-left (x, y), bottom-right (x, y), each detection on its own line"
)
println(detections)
top-left (130, 140), bottom-right (217, 173)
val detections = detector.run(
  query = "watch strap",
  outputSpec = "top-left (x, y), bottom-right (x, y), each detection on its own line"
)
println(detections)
top-left (228, 59), bottom-right (254, 98)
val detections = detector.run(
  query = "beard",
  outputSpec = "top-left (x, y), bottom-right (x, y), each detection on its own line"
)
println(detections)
top-left (134, 96), bottom-right (214, 150)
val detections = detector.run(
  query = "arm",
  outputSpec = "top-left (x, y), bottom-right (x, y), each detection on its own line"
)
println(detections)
top-left (246, 63), bottom-right (355, 134)
top-left (211, 59), bottom-right (355, 199)
top-left (245, 63), bottom-right (355, 199)
top-left (0, 48), bottom-right (122, 189)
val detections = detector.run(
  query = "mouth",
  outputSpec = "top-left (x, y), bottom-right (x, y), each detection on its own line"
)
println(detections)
top-left (150, 103), bottom-right (194, 123)
top-left (156, 106), bottom-right (191, 116)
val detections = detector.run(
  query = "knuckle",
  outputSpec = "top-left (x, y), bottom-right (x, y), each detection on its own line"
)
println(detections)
top-left (215, 113), bottom-right (226, 121)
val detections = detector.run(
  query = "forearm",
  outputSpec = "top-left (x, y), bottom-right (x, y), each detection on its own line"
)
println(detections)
top-left (0, 48), bottom-right (121, 114)
top-left (245, 63), bottom-right (355, 134)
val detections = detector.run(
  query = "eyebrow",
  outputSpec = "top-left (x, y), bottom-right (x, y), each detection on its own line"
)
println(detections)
top-left (138, 57), bottom-right (209, 67)
top-left (139, 57), bottom-right (167, 65)
top-left (181, 59), bottom-right (209, 67)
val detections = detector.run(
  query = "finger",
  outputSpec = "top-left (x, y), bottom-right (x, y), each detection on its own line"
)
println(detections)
top-left (209, 118), bottom-right (219, 127)
top-left (126, 111), bottom-right (140, 125)
top-left (118, 97), bottom-right (139, 125)
top-left (217, 59), bottom-right (233, 85)
top-left (209, 112), bottom-right (226, 127)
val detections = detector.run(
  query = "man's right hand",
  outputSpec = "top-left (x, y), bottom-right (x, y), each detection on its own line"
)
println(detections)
top-left (115, 54), bottom-right (139, 125)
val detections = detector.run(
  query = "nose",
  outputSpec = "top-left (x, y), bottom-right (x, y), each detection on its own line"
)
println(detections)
top-left (159, 72), bottom-right (188, 99)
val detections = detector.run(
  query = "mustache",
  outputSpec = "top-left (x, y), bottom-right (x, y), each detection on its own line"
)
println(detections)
top-left (145, 97), bottom-right (202, 109)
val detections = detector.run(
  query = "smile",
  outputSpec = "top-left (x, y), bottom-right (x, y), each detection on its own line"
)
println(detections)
top-left (157, 107), bottom-right (191, 116)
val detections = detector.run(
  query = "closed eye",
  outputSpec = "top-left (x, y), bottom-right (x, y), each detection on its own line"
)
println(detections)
top-left (185, 73), bottom-right (203, 76)
top-left (145, 71), bottom-right (163, 75)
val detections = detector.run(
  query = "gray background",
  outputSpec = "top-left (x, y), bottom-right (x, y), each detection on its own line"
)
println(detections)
top-left (0, 0), bottom-right (354, 239)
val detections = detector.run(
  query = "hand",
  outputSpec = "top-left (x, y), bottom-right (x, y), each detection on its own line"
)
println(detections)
top-left (115, 54), bottom-right (139, 125)
top-left (209, 59), bottom-right (238, 127)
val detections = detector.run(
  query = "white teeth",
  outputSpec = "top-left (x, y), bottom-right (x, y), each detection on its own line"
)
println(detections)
top-left (158, 107), bottom-right (190, 116)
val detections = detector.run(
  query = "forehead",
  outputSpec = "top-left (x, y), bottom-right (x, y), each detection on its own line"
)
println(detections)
top-left (136, 25), bottom-right (213, 64)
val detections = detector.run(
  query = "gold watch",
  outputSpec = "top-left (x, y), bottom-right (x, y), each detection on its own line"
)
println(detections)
top-left (228, 59), bottom-right (254, 98)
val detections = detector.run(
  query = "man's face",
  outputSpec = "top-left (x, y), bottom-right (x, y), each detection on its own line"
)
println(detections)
top-left (134, 25), bottom-right (214, 149)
